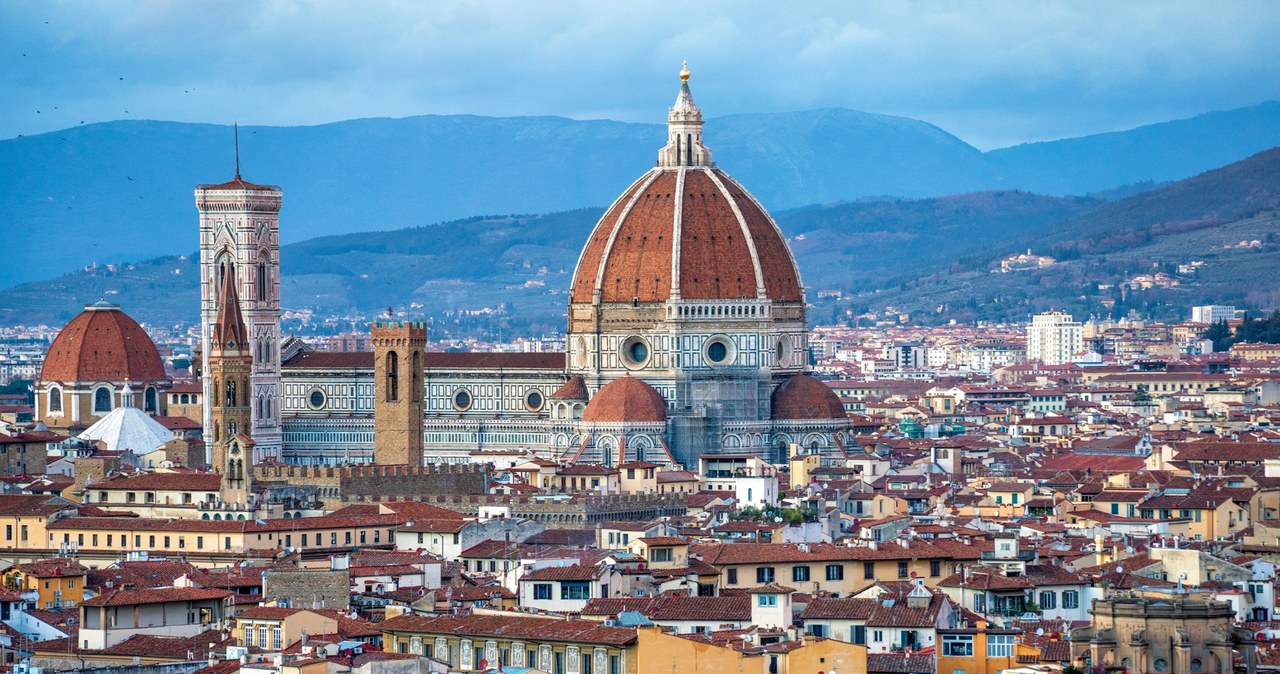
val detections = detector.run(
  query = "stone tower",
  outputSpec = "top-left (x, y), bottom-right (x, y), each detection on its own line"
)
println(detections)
top-left (372, 321), bottom-right (427, 466)
top-left (208, 266), bottom-right (252, 481)
top-left (196, 160), bottom-right (283, 462)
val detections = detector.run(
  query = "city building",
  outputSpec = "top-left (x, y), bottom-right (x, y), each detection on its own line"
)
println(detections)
top-left (1026, 312), bottom-right (1083, 365)
top-left (265, 66), bottom-right (851, 467)
top-left (1190, 305), bottom-right (1238, 325)
top-left (34, 302), bottom-right (169, 436)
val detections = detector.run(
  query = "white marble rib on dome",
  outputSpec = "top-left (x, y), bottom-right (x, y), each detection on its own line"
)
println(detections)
top-left (79, 407), bottom-right (174, 453)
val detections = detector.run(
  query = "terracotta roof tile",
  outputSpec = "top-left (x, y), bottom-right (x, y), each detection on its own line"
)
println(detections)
top-left (379, 613), bottom-right (637, 647)
top-left (40, 303), bottom-right (166, 382)
top-left (582, 376), bottom-right (667, 423)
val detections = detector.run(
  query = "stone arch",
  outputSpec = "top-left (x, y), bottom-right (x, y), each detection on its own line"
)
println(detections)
top-left (802, 432), bottom-right (827, 453)
top-left (144, 386), bottom-right (158, 413)
top-left (386, 351), bottom-right (399, 402)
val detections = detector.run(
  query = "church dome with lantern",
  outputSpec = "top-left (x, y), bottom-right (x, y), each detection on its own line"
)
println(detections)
top-left (37, 301), bottom-right (169, 434)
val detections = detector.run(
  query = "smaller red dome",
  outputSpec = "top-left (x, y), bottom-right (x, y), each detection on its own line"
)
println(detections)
top-left (550, 376), bottom-right (589, 401)
top-left (771, 374), bottom-right (847, 421)
top-left (41, 302), bottom-right (166, 383)
top-left (582, 376), bottom-right (667, 423)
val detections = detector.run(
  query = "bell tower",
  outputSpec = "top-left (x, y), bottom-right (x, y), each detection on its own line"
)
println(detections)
top-left (196, 136), bottom-right (283, 463)
top-left (208, 265), bottom-right (252, 478)
top-left (372, 321), bottom-right (427, 466)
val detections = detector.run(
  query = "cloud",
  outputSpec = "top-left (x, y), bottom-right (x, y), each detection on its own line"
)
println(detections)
top-left (3, 0), bottom-right (1279, 148)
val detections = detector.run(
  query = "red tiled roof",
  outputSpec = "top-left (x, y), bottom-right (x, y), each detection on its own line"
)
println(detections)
top-left (16, 558), bottom-right (87, 578)
top-left (647, 595), bottom-right (751, 621)
top-left (582, 376), bottom-right (667, 423)
top-left (198, 175), bottom-right (278, 191)
top-left (422, 352), bottom-right (565, 370)
top-left (521, 564), bottom-right (602, 582)
top-left (569, 168), bottom-right (801, 304)
top-left (40, 303), bottom-right (166, 382)
top-left (237, 606), bottom-right (301, 620)
top-left (95, 471), bottom-right (222, 491)
top-left (82, 587), bottom-right (232, 607)
top-left (581, 597), bottom-right (656, 616)
top-left (772, 374), bottom-right (848, 421)
top-left (551, 376), bottom-right (589, 401)
top-left (379, 613), bottom-right (637, 646)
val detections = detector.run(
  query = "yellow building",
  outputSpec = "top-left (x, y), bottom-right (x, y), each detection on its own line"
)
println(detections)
top-left (43, 509), bottom-right (405, 566)
top-left (380, 613), bottom-right (637, 674)
top-left (789, 448), bottom-right (822, 491)
top-left (936, 625), bottom-right (1029, 674)
top-left (627, 537), bottom-right (689, 569)
top-left (4, 557), bottom-right (87, 609)
top-left (1137, 492), bottom-right (1248, 541)
top-left (618, 461), bottom-right (660, 494)
top-left (236, 606), bottom-right (377, 651)
top-left (637, 626), bottom-right (866, 674)
top-left (0, 495), bottom-right (76, 557)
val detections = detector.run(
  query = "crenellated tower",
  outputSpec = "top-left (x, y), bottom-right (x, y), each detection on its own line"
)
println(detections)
top-left (372, 321), bottom-right (427, 466)
top-left (196, 147), bottom-right (283, 463)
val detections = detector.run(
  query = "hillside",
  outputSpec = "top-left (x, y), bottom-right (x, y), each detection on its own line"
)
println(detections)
top-left (840, 147), bottom-right (1280, 323)
top-left (0, 193), bottom-right (1100, 332)
top-left (0, 110), bottom-right (989, 289)
top-left (3, 101), bottom-right (1280, 289)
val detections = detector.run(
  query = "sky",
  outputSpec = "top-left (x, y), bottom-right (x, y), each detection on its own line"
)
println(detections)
top-left (4, 1), bottom-right (1280, 149)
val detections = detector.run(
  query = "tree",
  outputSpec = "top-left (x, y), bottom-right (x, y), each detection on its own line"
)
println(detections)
top-left (1133, 384), bottom-right (1151, 403)
top-left (1204, 320), bottom-right (1233, 352)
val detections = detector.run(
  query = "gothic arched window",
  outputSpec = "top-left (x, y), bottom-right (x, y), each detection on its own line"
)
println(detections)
top-left (386, 351), bottom-right (399, 402)
top-left (226, 380), bottom-right (237, 407)
top-left (48, 387), bottom-right (62, 413)
top-left (256, 256), bottom-right (268, 302)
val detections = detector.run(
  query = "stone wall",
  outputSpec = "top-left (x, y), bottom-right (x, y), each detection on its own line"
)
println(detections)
top-left (263, 569), bottom-right (350, 611)
top-left (352, 492), bottom-right (688, 528)
top-left (251, 463), bottom-right (489, 507)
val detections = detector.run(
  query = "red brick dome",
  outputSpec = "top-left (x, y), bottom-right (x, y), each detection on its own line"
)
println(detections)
top-left (581, 376), bottom-right (668, 423)
top-left (771, 374), bottom-right (846, 421)
top-left (40, 302), bottom-right (166, 383)
top-left (570, 166), bottom-right (803, 305)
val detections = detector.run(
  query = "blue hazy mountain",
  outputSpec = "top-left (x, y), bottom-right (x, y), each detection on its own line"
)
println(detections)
top-left (2, 102), bottom-right (1279, 289)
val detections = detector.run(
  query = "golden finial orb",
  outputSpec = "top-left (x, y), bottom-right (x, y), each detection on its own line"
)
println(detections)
top-left (680, 61), bottom-right (691, 82)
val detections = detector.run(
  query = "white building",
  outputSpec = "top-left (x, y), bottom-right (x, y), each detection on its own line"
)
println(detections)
top-left (1026, 312), bottom-right (1083, 365)
top-left (1191, 305), bottom-right (1237, 325)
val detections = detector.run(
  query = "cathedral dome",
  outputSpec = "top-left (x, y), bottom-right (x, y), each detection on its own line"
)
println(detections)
top-left (771, 374), bottom-right (847, 421)
top-left (581, 376), bottom-right (668, 423)
top-left (40, 302), bottom-right (166, 383)
top-left (569, 67), bottom-right (802, 306)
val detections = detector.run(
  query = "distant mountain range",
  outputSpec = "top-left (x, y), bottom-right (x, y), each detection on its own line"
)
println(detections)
top-left (854, 146), bottom-right (1280, 323)
top-left (3, 101), bottom-right (1280, 290)
top-left (3, 146), bottom-right (1278, 332)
